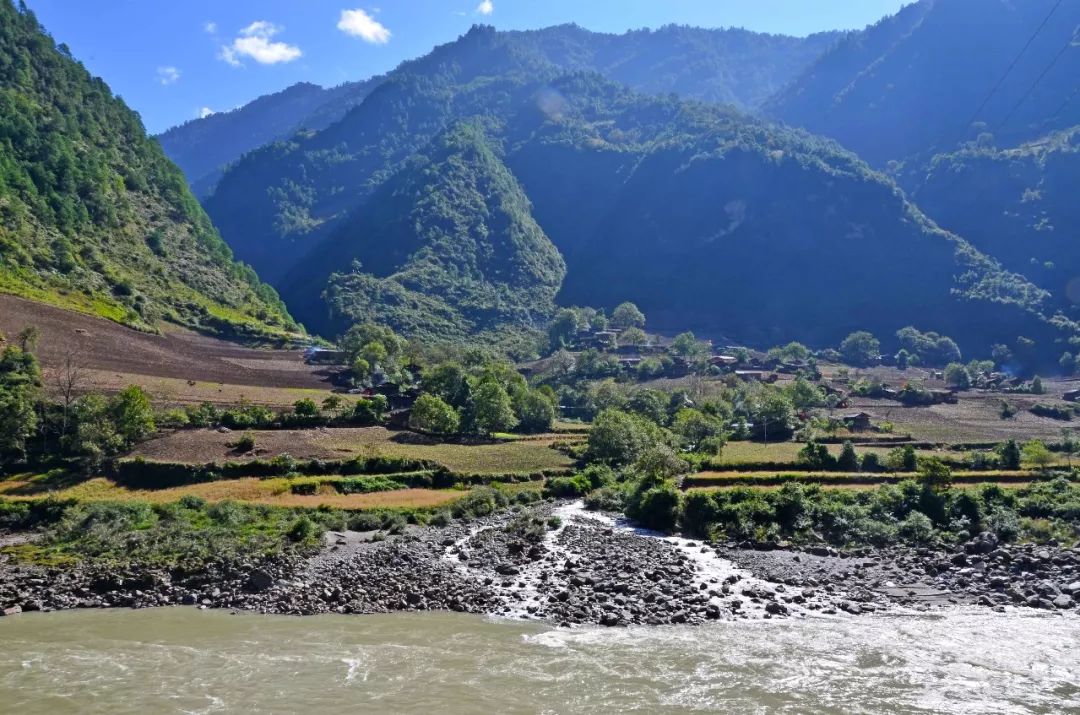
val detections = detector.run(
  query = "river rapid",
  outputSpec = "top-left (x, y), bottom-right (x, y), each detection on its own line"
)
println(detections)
top-left (0, 607), bottom-right (1077, 714)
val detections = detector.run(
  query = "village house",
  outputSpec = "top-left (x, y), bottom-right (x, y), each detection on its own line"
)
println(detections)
top-left (842, 412), bottom-right (873, 432)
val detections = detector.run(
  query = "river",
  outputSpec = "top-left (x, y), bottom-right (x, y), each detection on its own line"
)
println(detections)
top-left (0, 608), bottom-right (1077, 714)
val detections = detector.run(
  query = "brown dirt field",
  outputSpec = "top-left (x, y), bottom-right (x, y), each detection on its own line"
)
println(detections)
top-left (0, 295), bottom-right (337, 392)
top-left (844, 390), bottom-right (1073, 443)
top-left (128, 427), bottom-right (575, 474)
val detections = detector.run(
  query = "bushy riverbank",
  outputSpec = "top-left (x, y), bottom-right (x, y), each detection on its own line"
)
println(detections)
top-left (2, 494), bottom-right (1077, 623)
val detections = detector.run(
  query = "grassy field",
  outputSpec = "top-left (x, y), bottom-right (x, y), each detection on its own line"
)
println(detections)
top-left (129, 427), bottom-right (575, 475)
top-left (0, 474), bottom-right (465, 511)
top-left (686, 470), bottom-right (1039, 489)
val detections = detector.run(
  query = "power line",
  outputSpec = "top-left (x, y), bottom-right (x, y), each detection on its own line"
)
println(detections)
top-left (996, 27), bottom-right (1078, 131)
top-left (1049, 84), bottom-right (1080, 122)
top-left (943, 0), bottom-right (1065, 151)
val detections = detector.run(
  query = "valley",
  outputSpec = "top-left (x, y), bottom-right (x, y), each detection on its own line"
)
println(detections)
top-left (1, 1), bottom-right (1079, 711)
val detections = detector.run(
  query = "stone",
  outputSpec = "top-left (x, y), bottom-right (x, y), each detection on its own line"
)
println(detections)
top-left (246, 570), bottom-right (275, 592)
top-left (1, 605), bottom-right (22, 617)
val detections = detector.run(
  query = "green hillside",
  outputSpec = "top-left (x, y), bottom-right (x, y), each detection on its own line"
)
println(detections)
top-left (202, 26), bottom-right (1068, 356)
top-left (902, 127), bottom-right (1080, 313)
top-left (0, 0), bottom-right (296, 340)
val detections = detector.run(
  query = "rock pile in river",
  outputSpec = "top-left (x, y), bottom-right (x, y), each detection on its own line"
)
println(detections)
top-left (2, 507), bottom-right (1077, 624)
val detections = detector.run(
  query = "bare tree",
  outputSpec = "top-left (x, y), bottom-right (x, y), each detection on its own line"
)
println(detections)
top-left (53, 345), bottom-right (86, 442)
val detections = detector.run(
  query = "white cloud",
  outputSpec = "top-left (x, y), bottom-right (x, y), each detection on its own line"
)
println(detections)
top-left (203, 21), bottom-right (217, 34)
top-left (219, 20), bottom-right (302, 66)
top-left (476, 0), bottom-right (493, 15)
top-left (199, 107), bottom-right (215, 119)
top-left (337, 9), bottom-right (391, 44)
top-left (156, 66), bottom-right (181, 85)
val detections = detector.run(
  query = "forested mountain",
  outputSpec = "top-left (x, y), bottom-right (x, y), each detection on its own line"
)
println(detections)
top-left (0, 0), bottom-right (296, 339)
top-left (901, 127), bottom-right (1080, 311)
top-left (297, 123), bottom-right (566, 349)
top-left (203, 25), bottom-right (1069, 355)
top-left (768, 0), bottom-right (1080, 166)
top-left (160, 22), bottom-right (837, 198)
top-left (503, 24), bottom-right (842, 109)
top-left (157, 78), bottom-right (380, 197)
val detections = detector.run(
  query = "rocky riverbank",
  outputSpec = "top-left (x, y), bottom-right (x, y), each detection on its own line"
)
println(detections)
top-left (1, 501), bottom-right (1077, 623)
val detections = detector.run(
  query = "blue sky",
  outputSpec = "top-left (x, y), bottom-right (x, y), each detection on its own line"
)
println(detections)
top-left (23, 0), bottom-right (908, 134)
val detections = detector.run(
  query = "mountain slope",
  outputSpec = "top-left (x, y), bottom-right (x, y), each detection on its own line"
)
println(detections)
top-left (901, 126), bottom-right (1080, 312)
top-left (767, 0), bottom-right (1080, 165)
top-left (504, 23), bottom-right (842, 110)
top-left (157, 78), bottom-right (380, 197)
top-left (163, 21), bottom-right (836, 198)
top-left (295, 123), bottom-right (565, 348)
top-left (0, 0), bottom-right (295, 340)
top-left (203, 27), bottom-right (1067, 354)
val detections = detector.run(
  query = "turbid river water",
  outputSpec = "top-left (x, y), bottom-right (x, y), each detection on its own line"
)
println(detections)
top-left (0, 608), bottom-right (1077, 714)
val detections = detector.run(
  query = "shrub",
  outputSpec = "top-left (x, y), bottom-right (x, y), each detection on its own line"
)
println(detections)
top-left (629, 482), bottom-right (681, 532)
top-left (543, 475), bottom-right (592, 498)
top-left (177, 495), bottom-right (207, 511)
top-left (428, 511), bottom-right (452, 528)
top-left (836, 441), bottom-right (859, 472)
top-left (347, 512), bottom-right (383, 531)
top-left (898, 511), bottom-right (935, 544)
top-left (681, 491), bottom-right (718, 537)
top-left (584, 486), bottom-right (626, 512)
top-left (1030, 404), bottom-right (1072, 421)
top-left (797, 441), bottom-right (835, 469)
top-left (287, 516), bottom-right (321, 543)
top-left (451, 487), bottom-right (506, 519)
top-left (860, 453), bottom-right (882, 472)
top-left (232, 432), bottom-right (256, 453)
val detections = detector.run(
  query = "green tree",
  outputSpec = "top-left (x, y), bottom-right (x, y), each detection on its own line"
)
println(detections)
top-left (620, 327), bottom-right (647, 347)
top-left (885, 444), bottom-right (918, 472)
top-left (472, 381), bottom-right (517, 434)
top-left (586, 409), bottom-right (668, 465)
top-left (353, 395), bottom-right (388, 425)
top-left (108, 385), bottom-right (155, 446)
top-left (999, 439), bottom-right (1021, 469)
top-left (1021, 440), bottom-right (1053, 470)
top-left (943, 363), bottom-right (971, 390)
top-left (751, 390), bottom-right (795, 441)
top-left (837, 441), bottom-right (859, 471)
top-left (516, 389), bottom-right (556, 433)
top-left (0, 344), bottom-right (42, 460)
top-left (770, 341), bottom-right (811, 363)
top-left (409, 394), bottom-right (460, 435)
top-left (1030, 376), bottom-right (1045, 395)
top-left (839, 331), bottom-right (880, 366)
top-left (917, 456), bottom-right (953, 490)
top-left (422, 362), bottom-right (471, 408)
top-left (786, 376), bottom-right (825, 409)
top-left (611, 301), bottom-right (645, 330)
top-left (293, 398), bottom-right (320, 417)
top-left (797, 440), bottom-right (835, 469)
top-left (896, 348), bottom-right (910, 370)
top-left (548, 309), bottom-right (579, 349)
top-left (671, 408), bottom-right (725, 452)
top-left (672, 331), bottom-right (706, 357)
top-left (68, 394), bottom-right (123, 467)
